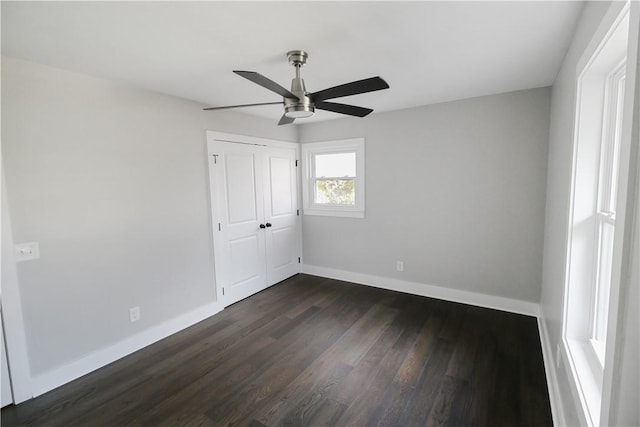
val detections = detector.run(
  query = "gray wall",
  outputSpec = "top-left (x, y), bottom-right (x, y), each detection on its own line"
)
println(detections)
top-left (300, 88), bottom-right (550, 303)
top-left (1, 56), bottom-right (296, 377)
top-left (540, 1), bottom-right (639, 425)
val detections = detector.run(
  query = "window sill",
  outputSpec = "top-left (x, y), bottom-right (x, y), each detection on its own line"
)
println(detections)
top-left (303, 208), bottom-right (364, 218)
top-left (565, 338), bottom-right (603, 426)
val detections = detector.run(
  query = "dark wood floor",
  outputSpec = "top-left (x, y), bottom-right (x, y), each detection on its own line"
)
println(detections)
top-left (2, 274), bottom-right (552, 426)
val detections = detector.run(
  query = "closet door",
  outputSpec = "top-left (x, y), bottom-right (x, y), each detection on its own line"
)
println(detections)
top-left (208, 132), bottom-right (301, 308)
top-left (263, 146), bottom-right (299, 285)
top-left (211, 141), bottom-right (268, 306)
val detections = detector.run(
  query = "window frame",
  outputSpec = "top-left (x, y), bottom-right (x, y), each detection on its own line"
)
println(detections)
top-left (301, 138), bottom-right (365, 218)
top-left (561, 3), bottom-right (634, 425)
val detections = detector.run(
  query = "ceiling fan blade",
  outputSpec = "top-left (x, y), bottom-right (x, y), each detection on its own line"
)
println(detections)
top-left (278, 114), bottom-right (295, 126)
top-left (203, 101), bottom-right (283, 111)
top-left (315, 101), bottom-right (373, 117)
top-left (310, 76), bottom-right (389, 102)
top-left (234, 70), bottom-right (299, 100)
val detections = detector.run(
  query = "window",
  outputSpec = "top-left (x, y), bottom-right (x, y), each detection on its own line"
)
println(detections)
top-left (590, 62), bottom-right (625, 361)
top-left (562, 4), bottom-right (630, 425)
top-left (301, 138), bottom-right (365, 218)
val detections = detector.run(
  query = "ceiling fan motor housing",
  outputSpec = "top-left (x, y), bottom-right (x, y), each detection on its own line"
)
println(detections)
top-left (285, 75), bottom-right (314, 118)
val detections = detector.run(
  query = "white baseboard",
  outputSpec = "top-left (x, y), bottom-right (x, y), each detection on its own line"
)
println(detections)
top-left (538, 316), bottom-right (567, 427)
top-left (26, 270), bottom-right (550, 411)
top-left (301, 264), bottom-right (540, 317)
top-left (30, 302), bottom-right (222, 398)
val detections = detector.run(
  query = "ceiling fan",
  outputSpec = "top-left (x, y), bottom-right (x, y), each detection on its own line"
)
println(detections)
top-left (203, 50), bottom-right (390, 125)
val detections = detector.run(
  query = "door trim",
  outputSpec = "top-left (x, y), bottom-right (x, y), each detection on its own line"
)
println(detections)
top-left (1, 174), bottom-right (34, 403)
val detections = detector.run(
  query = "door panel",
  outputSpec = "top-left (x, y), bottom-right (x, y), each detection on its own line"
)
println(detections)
top-left (268, 156), bottom-right (294, 216)
top-left (263, 146), bottom-right (299, 285)
top-left (270, 227), bottom-right (296, 268)
top-left (225, 153), bottom-right (259, 224)
top-left (228, 235), bottom-right (262, 284)
top-left (212, 142), bottom-right (267, 305)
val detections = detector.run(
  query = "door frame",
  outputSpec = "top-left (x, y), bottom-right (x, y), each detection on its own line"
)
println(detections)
top-left (205, 131), bottom-right (302, 307)
top-left (1, 169), bottom-right (33, 403)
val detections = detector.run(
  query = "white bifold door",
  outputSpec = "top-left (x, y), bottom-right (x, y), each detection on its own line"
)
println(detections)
top-left (207, 132), bottom-right (300, 307)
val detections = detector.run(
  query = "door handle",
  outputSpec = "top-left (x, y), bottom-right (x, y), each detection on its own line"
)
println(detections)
top-left (259, 224), bottom-right (266, 229)
top-left (265, 222), bottom-right (272, 228)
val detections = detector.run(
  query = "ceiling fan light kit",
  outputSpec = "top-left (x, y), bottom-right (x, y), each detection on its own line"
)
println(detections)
top-left (204, 50), bottom-right (389, 125)
top-left (284, 105), bottom-right (314, 119)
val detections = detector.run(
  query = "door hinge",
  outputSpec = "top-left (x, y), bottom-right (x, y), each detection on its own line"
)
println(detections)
top-left (296, 209), bottom-right (300, 216)
top-left (218, 223), bottom-right (221, 231)
top-left (298, 257), bottom-right (301, 263)
top-left (212, 154), bottom-right (219, 164)
top-left (222, 287), bottom-right (225, 296)
top-left (295, 160), bottom-right (299, 167)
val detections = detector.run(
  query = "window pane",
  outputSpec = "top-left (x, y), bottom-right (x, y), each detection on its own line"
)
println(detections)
top-left (315, 152), bottom-right (356, 177)
top-left (608, 75), bottom-right (625, 213)
top-left (594, 221), bottom-right (614, 342)
top-left (315, 179), bottom-right (355, 205)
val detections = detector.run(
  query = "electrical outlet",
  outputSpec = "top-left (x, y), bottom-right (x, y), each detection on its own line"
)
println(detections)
top-left (129, 306), bottom-right (141, 323)
top-left (396, 261), bottom-right (404, 272)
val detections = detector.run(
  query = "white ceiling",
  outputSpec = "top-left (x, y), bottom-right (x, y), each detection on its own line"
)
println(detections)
top-left (1, 1), bottom-right (583, 123)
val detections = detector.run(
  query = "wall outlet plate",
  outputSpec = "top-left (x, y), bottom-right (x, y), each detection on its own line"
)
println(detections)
top-left (129, 306), bottom-right (141, 323)
top-left (396, 261), bottom-right (404, 272)
top-left (15, 242), bottom-right (40, 262)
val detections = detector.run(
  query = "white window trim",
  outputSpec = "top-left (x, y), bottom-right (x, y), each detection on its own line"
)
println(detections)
top-left (301, 138), bottom-right (365, 218)
top-left (561, 3), bottom-right (634, 426)
top-left (587, 60), bottom-right (625, 365)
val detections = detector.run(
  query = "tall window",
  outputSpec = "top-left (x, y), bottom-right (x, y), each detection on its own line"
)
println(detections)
top-left (562, 4), bottom-right (630, 425)
top-left (301, 138), bottom-right (365, 218)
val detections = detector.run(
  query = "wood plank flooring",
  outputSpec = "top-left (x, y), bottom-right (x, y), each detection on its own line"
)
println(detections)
top-left (1, 274), bottom-right (552, 426)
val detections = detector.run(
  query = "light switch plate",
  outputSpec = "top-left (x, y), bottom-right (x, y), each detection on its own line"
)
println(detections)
top-left (15, 242), bottom-right (40, 262)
